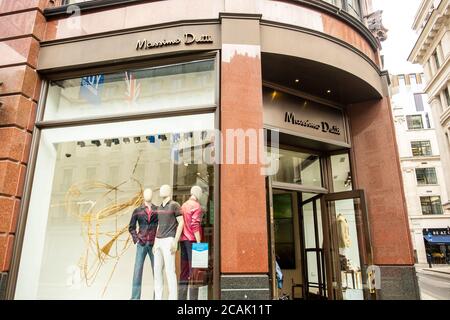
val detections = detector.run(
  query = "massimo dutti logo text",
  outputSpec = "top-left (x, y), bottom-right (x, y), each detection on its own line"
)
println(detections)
top-left (136, 33), bottom-right (213, 50)
top-left (285, 112), bottom-right (341, 136)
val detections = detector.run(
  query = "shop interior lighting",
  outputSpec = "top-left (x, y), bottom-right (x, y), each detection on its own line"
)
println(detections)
top-left (112, 138), bottom-right (120, 145)
top-left (123, 138), bottom-right (131, 144)
top-left (134, 137), bottom-right (141, 143)
top-left (91, 140), bottom-right (101, 147)
top-left (105, 139), bottom-right (112, 147)
top-left (77, 141), bottom-right (86, 148)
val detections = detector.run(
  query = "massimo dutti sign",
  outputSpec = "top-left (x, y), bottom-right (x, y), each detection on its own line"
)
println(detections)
top-left (136, 33), bottom-right (213, 50)
top-left (263, 87), bottom-right (347, 144)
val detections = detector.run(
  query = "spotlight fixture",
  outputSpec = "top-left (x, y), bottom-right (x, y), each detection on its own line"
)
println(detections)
top-left (295, 79), bottom-right (300, 83)
top-left (327, 89), bottom-right (331, 94)
top-left (123, 137), bottom-right (131, 144)
top-left (112, 138), bottom-right (120, 145)
top-left (184, 162), bottom-right (189, 167)
top-left (147, 136), bottom-right (156, 143)
top-left (91, 140), bottom-right (101, 147)
top-left (158, 134), bottom-right (167, 141)
top-left (77, 141), bottom-right (86, 148)
top-left (134, 137), bottom-right (141, 144)
top-left (104, 139), bottom-right (112, 147)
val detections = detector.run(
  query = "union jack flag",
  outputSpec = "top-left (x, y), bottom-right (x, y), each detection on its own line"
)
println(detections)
top-left (124, 71), bottom-right (141, 105)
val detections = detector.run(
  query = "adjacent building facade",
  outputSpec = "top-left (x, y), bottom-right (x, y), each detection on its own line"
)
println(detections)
top-left (0, 0), bottom-right (419, 300)
top-left (390, 73), bottom-right (450, 266)
top-left (409, 0), bottom-right (450, 211)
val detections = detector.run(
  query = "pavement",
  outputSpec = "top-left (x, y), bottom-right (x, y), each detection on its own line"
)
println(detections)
top-left (414, 264), bottom-right (450, 300)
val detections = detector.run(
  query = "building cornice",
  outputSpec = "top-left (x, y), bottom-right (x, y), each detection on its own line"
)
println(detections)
top-left (409, 0), bottom-right (450, 64)
top-left (43, 0), bottom-right (380, 51)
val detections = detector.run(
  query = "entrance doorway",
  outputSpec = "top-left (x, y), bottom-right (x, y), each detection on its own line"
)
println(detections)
top-left (268, 185), bottom-right (373, 300)
top-left (269, 189), bottom-right (327, 300)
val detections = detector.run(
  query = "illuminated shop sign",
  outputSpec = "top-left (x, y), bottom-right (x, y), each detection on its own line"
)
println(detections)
top-left (284, 112), bottom-right (341, 136)
top-left (136, 33), bottom-right (213, 50)
top-left (263, 87), bottom-right (347, 144)
top-left (423, 228), bottom-right (450, 236)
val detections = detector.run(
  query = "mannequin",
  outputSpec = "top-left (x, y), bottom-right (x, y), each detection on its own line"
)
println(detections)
top-left (337, 213), bottom-right (351, 251)
top-left (129, 188), bottom-right (158, 300)
top-left (179, 186), bottom-right (204, 300)
top-left (337, 213), bottom-right (353, 273)
top-left (153, 185), bottom-right (184, 300)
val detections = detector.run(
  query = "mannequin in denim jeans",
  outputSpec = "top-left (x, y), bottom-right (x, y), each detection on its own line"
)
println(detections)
top-left (129, 189), bottom-right (158, 300)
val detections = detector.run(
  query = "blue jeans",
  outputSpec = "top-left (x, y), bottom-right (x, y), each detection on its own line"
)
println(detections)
top-left (131, 243), bottom-right (154, 300)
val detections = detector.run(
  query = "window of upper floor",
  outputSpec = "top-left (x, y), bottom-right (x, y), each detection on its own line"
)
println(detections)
top-left (415, 167), bottom-right (438, 185)
top-left (420, 196), bottom-right (444, 215)
top-left (411, 140), bottom-right (433, 157)
top-left (406, 115), bottom-right (424, 130)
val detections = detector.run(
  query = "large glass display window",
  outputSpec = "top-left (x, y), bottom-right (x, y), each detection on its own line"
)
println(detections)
top-left (15, 58), bottom-right (218, 300)
top-left (16, 114), bottom-right (216, 300)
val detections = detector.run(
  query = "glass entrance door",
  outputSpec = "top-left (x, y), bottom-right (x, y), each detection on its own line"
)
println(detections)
top-left (323, 190), bottom-right (374, 300)
top-left (301, 194), bottom-right (327, 299)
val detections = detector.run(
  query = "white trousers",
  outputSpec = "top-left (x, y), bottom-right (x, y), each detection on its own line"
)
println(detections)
top-left (153, 237), bottom-right (177, 300)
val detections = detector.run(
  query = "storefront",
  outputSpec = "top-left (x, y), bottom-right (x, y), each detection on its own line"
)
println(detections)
top-left (1, 0), bottom-right (419, 300)
top-left (423, 229), bottom-right (450, 265)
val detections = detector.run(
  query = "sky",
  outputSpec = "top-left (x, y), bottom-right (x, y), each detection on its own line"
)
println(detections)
top-left (372, 0), bottom-right (424, 74)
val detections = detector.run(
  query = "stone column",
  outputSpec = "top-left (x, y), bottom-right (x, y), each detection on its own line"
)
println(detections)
top-left (347, 94), bottom-right (420, 300)
top-left (0, 0), bottom-right (52, 299)
top-left (219, 13), bottom-right (270, 299)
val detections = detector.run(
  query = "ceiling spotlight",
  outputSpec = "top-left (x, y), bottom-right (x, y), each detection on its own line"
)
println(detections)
top-left (184, 162), bottom-right (189, 167)
top-left (134, 137), bottom-right (141, 144)
top-left (112, 138), bottom-right (120, 145)
top-left (327, 89), bottom-right (331, 94)
top-left (104, 139), bottom-right (112, 147)
top-left (123, 138), bottom-right (131, 144)
top-left (295, 79), bottom-right (300, 83)
top-left (77, 141), bottom-right (86, 148)
top-left (91, 140), bottom-right (101, 147)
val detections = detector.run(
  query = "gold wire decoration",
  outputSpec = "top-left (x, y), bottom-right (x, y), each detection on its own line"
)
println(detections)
top-left (64, 153), bottom-right (146, 297)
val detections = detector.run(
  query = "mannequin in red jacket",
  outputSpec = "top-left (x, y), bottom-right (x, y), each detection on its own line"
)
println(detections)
top-left (178, 186), bottom-right (203, 300)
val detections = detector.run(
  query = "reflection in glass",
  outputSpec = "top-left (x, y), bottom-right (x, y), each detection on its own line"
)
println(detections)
top-left (44, 60), bottom-right (216, 121)
top-left (15, 115), bottom-right (215, 300)
top-left (270, 148), bottom-right (321, 187)
top-left (330, 199), bottom-right (363, 300)
top-left (330, 154), bottom-right (352, 192)
top-left (273, 192), bottom-right (295, 269)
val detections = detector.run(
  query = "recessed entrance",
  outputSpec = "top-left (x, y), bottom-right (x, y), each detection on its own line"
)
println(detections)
top-left (270, 189), bottom-right (327, 300)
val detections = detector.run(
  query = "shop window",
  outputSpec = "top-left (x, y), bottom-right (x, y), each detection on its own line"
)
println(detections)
top-left (406, 115), bottom-right (424, 130)
top-left (330, 153), bottom-right (352, 192)
top-left (270, 148), bottom-right (322, 188)
top-left (420, 196), bottom-right (444, 215)
top-left (15, 109), bottom-right (217, 298)
top-left (44, 60), bottom-right (216, 121)
top-left (28, 57), bottom-right (220, 302)
top-left (411, 141), bottom-right (432, 157)
top-left (416, 168), bottom-right (438, 185)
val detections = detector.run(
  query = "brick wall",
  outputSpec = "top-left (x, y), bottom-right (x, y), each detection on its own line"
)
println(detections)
top-left (0, 0), bottom-right (56, 299)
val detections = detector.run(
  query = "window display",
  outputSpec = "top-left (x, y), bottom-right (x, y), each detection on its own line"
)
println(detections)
top-left (15, 112), bottom-right (216, 300)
